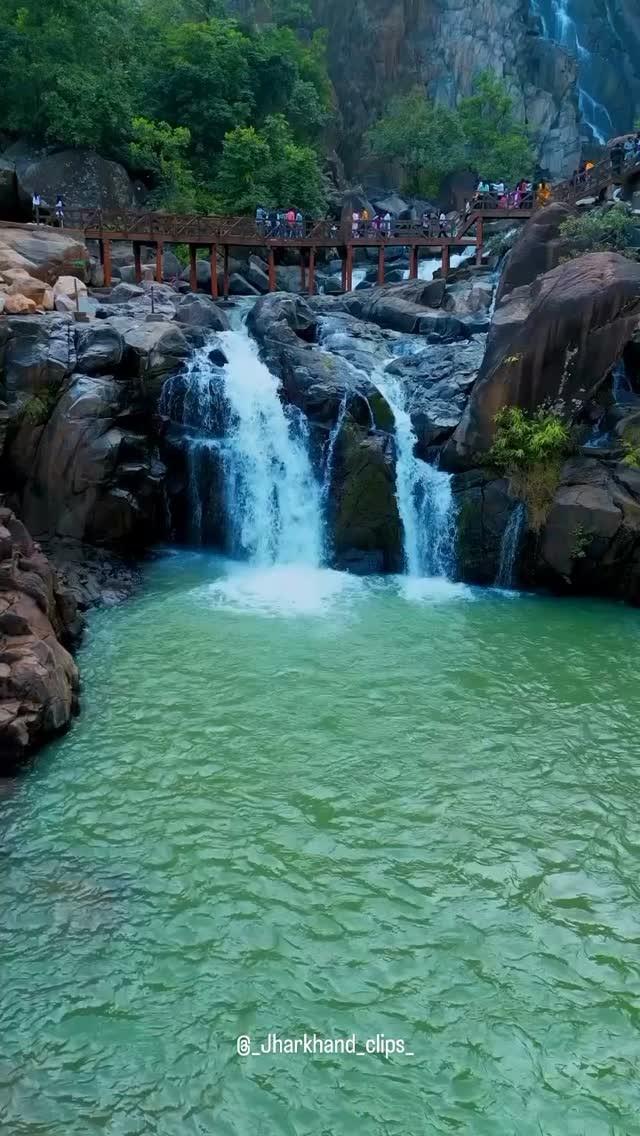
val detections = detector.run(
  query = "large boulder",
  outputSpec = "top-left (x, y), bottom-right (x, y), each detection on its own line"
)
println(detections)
top-left (496, 203), bottom-right (573, 302)
top-left (175, 294), bottom-right (230, 331)
top-left (247, 294), bottom-right (390, 429)
top-left (0, 314), bottom-right (75, 414)
top-left (0, 506), bottom-right (80, 765)
top-left (11, 373), bottom-right (165, 548)
top-left (0, 223), bottom-right (89, 284)
top-left (74, 323), bottom-right (124, 375)
top-left (341, 278), bottom-right (452, 334)
top-left (330, 424), bottom-right (402, 572)
top-left (108, 319), bottom-right (191, 395)
top-left (535, 457), bottom-right (640, 600)
top-left (1, 142), bottom-right (138, 214)
top-left (447, 252), bottom-right (640, 468)
top-left (384, 338), bottom-right (485, 453)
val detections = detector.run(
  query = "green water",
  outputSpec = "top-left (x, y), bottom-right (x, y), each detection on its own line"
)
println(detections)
top-left (1, 554), bottom-right (640, 1135)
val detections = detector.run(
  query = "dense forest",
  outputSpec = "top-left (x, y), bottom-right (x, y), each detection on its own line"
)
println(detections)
top-left (0, 0), bottom-right (533, 213)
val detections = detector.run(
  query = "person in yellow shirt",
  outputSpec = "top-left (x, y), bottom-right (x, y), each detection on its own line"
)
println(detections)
top-left (536, 180), bottom-right (552, 206)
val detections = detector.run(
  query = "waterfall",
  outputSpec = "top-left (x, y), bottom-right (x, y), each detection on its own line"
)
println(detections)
top-left (218, 328), bottom-right (324, 566)
top-left (534, 0), bottom-right (615, 144)
top-left (495, 503), bottom-right (526, 589)
top-left (322, 395), bottom-right (347, 505)
top-left (373, 369), bottom-right (456, 578)
top-left (161, 323), bottom-right (324, 567)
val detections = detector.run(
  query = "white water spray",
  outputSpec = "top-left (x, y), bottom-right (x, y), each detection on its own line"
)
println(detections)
top-left (495, 503), bottom-right (526, 589)
top-left (217, 328), bottom-right (324, 567)
top-left (373, 368), bottom-right (456, 578)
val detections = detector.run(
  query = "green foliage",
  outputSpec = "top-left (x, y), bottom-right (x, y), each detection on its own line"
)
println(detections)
top-left (21, 386), bottom-right (61, 427)
top-left (0, 0), bottom-right (138, 151)
top-left (0, 0), bottom-right (333, 212)
top-left (559, 205), bottom-right (639, 258)
top-left (366, 88), bottom-right (465, 197)
top-left (129, 118), bottom-right (199, 210)
top-left (488, 407), bottom-right (572, 471)
top-left (458, 71), bottom-right (533, 184)
top-left (621, 424), bottom-right (640, 467)
top-left (215, 114), bottom-right (326, 213)
top-left (487, 408), bottom-right (573, 531)
top-left (368, 71), bottom-right (533, 197)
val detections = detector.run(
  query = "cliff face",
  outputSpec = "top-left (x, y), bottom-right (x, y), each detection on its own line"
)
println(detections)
top-left (311, 0), bottom-right (581, 178)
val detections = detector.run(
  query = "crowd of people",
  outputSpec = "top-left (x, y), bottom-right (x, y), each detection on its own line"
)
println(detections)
top-left (255, 206), bottom-right (308, 238)
top-left (609, 134), bottom-right (640, 176)
top-left (471, 179), bottom-right (535, 210)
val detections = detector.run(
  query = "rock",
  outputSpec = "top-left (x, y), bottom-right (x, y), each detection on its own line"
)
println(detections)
top-left (534, 457), bottom-right (640, 600)
top-left (1, 142), bottom-right (138, 213)
top-left (342, 278), bottom-right (451, 333)
top-left (322, 275), bottom-right (344, 295)
top-left (229, 273), bottom-right (260, 296)
top-left (176, 294), bottom-right (230, 331)
top-left (0, 507), bottom-right (79, 766)
top-left (453, 471), bottom-right (516, 584)
top-left (108, 282), bottom-right (145, 304)
top-left (496, 203), bottom-right (574, 302)
top-left (53, 275), bottom-right (89, 302)
top-left (0, 314), bottom-right (75, 414)
top-left (0, 223), bottom-right (88, 283)
top-left (109, 320), bottom-right (191, 393)
top-left (331, 424), bottom-right (402, 572)
top-left (7, 273), bottom-right (51, 306)
top-left (75, 324), bottom-right (124, 375)
top-left (4, 294), bottom-right (37, 315)
top-left (12, 374), bottom-right (164, 548)
top-left (385, 338), bottom-right (485, 452)
top-left (448, 252), bottom-right (640, 468)
top-left (371, 192), bottom-right (409, 216)
top-left (247, 294), bottom-right (389, 429)
top-left (244, 255), bottom-right (271, 294)
top-left (54, 295), bottom-right (76, 314)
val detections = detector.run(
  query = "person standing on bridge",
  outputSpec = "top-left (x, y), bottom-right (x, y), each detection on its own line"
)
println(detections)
top-left (438, 211), bottom-right (448, 237)
top-left (610, 141), bottom-right (624, 176)
top-left (32, 191), bottom-right (41, 224)
top-left (383, 211), bottom-right (392, 237)
top-left (352, 210), bottom-right (360, 238)
top-left (55, 194), bottom-right (65, 228)
top-left (296, 209), bottom-right (304, 238)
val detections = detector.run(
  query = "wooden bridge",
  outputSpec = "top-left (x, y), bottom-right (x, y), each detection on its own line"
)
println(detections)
top-left (62, 203), bottom-right (533, 298)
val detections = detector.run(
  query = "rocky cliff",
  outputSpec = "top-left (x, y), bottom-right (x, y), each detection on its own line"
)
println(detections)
top-left (311, 0), bottom-right (581, 178)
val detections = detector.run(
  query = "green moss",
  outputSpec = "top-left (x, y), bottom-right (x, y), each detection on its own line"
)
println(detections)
top-left (20, 386), bottom-right (61, 427)
top-left (367, 391), bottom-right (395, 432)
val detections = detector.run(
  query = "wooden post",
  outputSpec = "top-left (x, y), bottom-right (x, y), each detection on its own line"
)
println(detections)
top-left (133, 241), bottom-right (142, 285)
top-left (189, 244), bottom-right (198, 293)
top-left (475, 219), bottom-right (484, 266)
top-left (268, 248), bottom-right (276, 292)
top-left (441, 244), bottom-right (450, 278)
top-left (345, 244), bottom-right (353, 292)
top-left (155, 240), bottom-right (164, 284)
top-left (377, 244), bottom-right (385, 286)
top-left (300, 253), bottom-right (306, 293)
top-left (210, 243), bottom-right (218, 299)
top-left (341, 254), bottom-right (347, 291)
top-left (101, 238), bottom-right (112, 288)
top-left (409, 246), bottom-right (418, 279)
top-left (223, 245), bottom-right (229, 300)
top-left (308, 247), bottom-right (315, 296)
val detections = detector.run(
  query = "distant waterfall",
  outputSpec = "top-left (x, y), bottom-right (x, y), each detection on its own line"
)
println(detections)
top-left (161, 324), bottom-right (324, 567)
top-left (533, 0), bottom-right (614, 144)
top-left (495, 503), bottom-right (526, 589)
top-left (373, 369), bottom-right (456, 578)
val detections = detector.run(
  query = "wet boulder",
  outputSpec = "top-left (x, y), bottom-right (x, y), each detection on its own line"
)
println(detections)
top-left (447, 252), bottom-right (640, 469)
top-left (176, 294), bottom-right (230, 331)
top-left (330, 424), bottom-right (402, 572)
top-left (74, 323), bottom-right (124, 375)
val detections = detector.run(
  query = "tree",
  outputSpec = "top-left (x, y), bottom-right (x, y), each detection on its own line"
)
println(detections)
top-left (458, 72), bottom-right (533, 183)
top-left (0, 0), bottom-right (139, 153)
top-left (145, 19), bottom-right (256, 164)
top-left (129, 118), bottom-right (199, 210)
top-left (215, 114), bottom-right (326, 212)
top-left (559, 204), bottom-right (639, 258)
top-left (366, 89), bottom-right (465, 197)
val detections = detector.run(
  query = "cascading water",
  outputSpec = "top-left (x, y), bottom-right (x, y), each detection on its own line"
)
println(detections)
top-left (217, 328), bottom-right (324, 566)
top-left (373, 368), bottom-right (456, 578)
top-left (161, 320), bottom-right (324, 568)
top-left (495, 503), bottom-right (526, 589)
top-left (533, 0), bottom-right (615, 144)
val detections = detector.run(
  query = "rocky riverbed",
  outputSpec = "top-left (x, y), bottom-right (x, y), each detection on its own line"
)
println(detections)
top-left (2, 208), bottom-right (640, 761)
